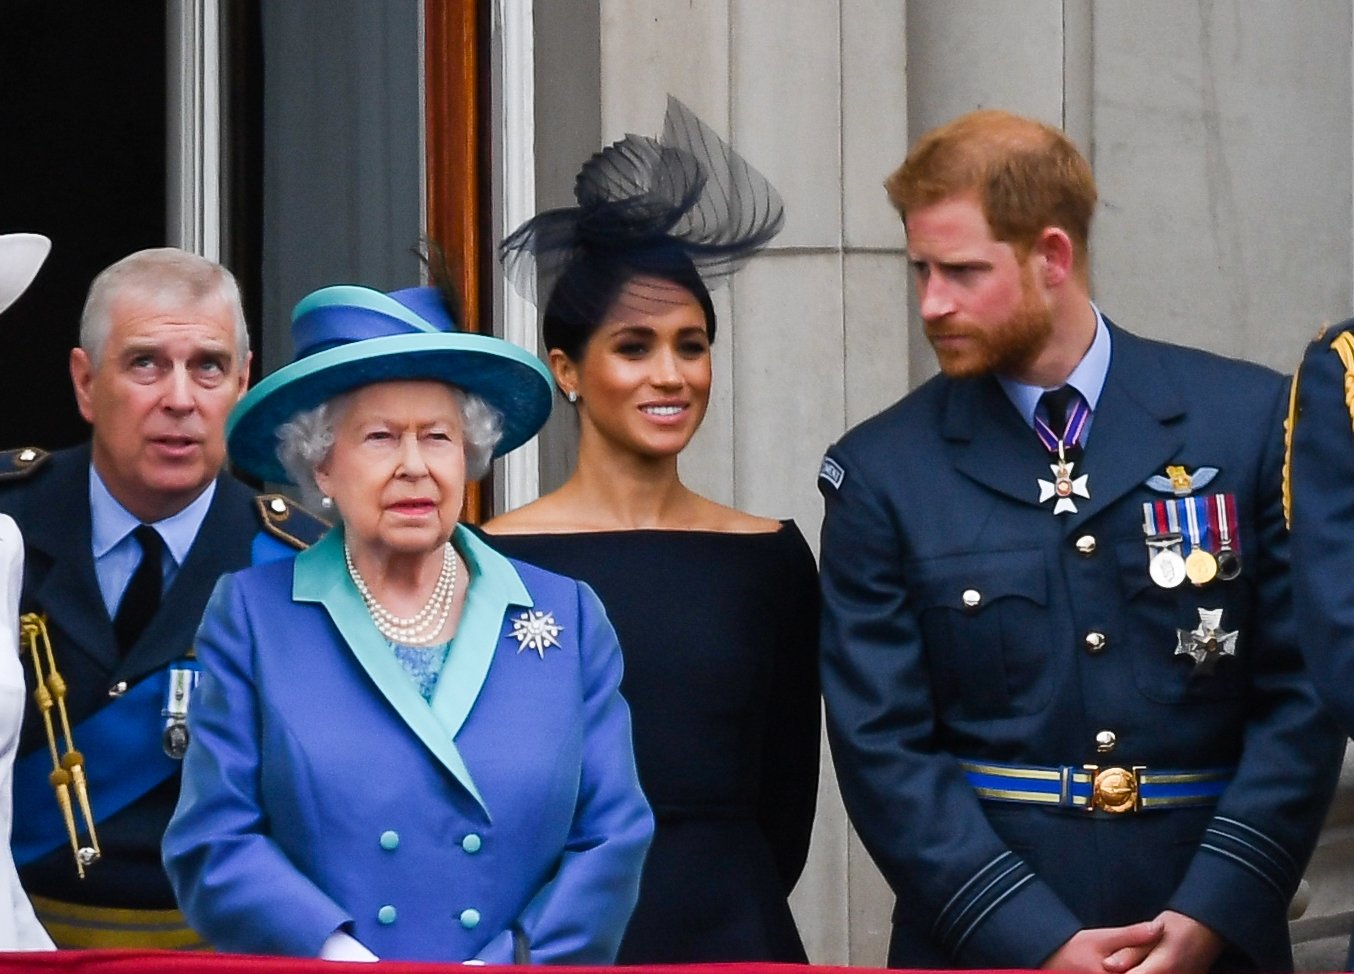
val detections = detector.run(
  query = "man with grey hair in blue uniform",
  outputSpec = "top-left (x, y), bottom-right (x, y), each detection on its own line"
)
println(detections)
top-left (1, 247), bottom-right (320, 948)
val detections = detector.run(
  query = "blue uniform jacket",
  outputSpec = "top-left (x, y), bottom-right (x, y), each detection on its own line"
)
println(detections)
top-left (0, 443), bottom-right (261, 908)
top-left (162, 524), bottom-right (653, 963)
top-left (819, 322), bottom-right (1343, 971)
top-left (1291, 318), bottom-right (1354, 732)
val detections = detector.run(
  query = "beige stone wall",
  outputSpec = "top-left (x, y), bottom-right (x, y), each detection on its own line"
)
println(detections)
top-left (525, 0), bottom-right (1354, 966)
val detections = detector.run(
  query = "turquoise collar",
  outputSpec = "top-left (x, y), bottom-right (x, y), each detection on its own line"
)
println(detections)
top-left (293, 524), bottom-right (532, 818)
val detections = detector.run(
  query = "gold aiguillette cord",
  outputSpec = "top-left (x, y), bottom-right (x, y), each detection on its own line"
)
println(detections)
top-left (20, 613), bottom-right (100, 877)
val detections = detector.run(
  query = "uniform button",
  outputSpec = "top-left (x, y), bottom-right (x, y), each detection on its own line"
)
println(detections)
top-left (269, 496), bottom-right (288, 515)
top-left (379, 830), bottom-right (400, 851)
top-left (378, 905), bottom-right (397, 925)
top-left (461, 833), bottom-right (482, 854)
top-left (108, 681), bottom-right (128, 698)
top-left (1095, 730), bottom-right (1117, 753)
top-left (1084, 631), bottom-right (1107, 654)
top-left (961, 589), bottom-right (982, 609)
top-left (1075, 535), bottom-right (1097, 556)
top-left (459, 908), bottom-right (481, 929)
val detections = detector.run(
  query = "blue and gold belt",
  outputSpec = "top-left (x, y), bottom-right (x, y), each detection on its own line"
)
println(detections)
top-left (29, 895), bottom-right (207, 950)
top-left (960, 759), bottom-right (1233, 813)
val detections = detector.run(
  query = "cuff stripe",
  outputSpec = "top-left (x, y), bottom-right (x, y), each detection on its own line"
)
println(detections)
top-left (1211, 816), bottom-right (1299, 876)
top-left (950, 873), bottom-right (1037, 956)
top-left (1199, 842), bottom-right (1287, 899)
top-left (935, 853), bottom-right (1034, 953)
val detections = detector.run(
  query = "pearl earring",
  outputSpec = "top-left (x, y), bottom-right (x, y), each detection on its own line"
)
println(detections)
top-left (320, 495), bottom-right (334, 510)
top-left (566, 390), bottom-right (578, 403)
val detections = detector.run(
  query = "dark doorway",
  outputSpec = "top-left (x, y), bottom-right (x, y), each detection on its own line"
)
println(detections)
top-left (0, 2), bottom-right (169, 449)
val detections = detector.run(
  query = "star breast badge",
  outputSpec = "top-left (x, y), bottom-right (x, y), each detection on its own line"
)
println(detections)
top-left (509, 610), bottom-right (563, 659)
top-left (1174, 607), bottom-right (1238, 675)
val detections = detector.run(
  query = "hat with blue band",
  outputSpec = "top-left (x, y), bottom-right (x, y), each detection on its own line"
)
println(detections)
top-left (227, 284), bottom-right (553, 484)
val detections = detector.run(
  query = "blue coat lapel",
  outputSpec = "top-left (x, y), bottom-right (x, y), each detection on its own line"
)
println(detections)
top-left (428, 527), bottom-right (532, 741)
top-left (122, 474), bottom-right (259, 679)
top-left (944, 376), bottom-right (1050, 507)
top-left (941, 323), bottom-right (1187, 530)
top-left (1064, 324), bottom-right (1186, 531)
top-left (292, 525), bottom-right (531, 818)
top-left (24, 445), bottom-right (120, 671)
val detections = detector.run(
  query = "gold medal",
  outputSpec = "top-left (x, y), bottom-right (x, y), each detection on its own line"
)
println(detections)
top-left (1184, 548), bottom-right (1218, 587)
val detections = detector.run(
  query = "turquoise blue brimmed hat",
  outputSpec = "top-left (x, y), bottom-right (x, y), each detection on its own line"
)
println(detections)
top-left (227, 284), bottom-right (553, 483)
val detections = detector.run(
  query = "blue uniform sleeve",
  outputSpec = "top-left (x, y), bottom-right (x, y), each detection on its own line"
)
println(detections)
top-left (1167, 369), bottom-right (1344, 961)
top-left (162, 574), bottom-right (352, 957)
top-left (1292, 321), bottom-right (1354, 734)
top-left (817, 444), bottom-right (1082, 968)
top-left (475, 580), bottom-right (654, 965)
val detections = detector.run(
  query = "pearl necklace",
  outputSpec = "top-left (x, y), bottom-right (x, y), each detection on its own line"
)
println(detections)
top-left (344, 541), bottom-right (458, 646)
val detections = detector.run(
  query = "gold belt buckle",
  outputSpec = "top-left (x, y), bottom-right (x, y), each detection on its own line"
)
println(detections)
top-left (1086, 764), bottom-right (1143, 813)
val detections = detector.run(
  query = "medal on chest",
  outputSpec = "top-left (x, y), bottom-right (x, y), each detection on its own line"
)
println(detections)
top-left (1141, 489), bottom-right (1243, 590)
top-left (1037, 457), bottom-right (1090, 515)
top-left (1033, 391), bottom-right (1091, 515)
top-left (1175, 607), bottom-right (1238, 675)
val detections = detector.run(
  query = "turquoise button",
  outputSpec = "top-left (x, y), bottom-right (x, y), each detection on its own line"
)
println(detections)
top-left (459, 908), bottom-right (480, 929)
top-left (378, 905), bottom-right (397, 925)
top-left (380, 830), bottom-right (400, 851)
top-left (461, 833), bottom-right (482, 854)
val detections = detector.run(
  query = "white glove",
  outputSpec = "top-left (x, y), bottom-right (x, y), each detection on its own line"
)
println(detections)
top-left (318, 930), bottom-right (379, 962)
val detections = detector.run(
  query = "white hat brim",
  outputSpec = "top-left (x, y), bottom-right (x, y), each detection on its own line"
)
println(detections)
top-left (0, 234), bottom-right (52, 314)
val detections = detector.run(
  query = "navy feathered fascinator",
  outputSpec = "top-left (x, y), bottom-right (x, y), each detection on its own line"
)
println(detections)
top-left (499, 96), bottom-right (785, 332)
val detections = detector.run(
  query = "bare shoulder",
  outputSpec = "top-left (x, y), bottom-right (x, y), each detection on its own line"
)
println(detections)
top-left (688, 495), bottom-right (784, 534)
top-left (482, 494), bottom-right (576, 535)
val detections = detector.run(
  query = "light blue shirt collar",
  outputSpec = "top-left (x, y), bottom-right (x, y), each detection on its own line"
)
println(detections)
top-left (997, 304), bottom-right (1112, 431)
top-left (89, 466), bottom-right (217, 614)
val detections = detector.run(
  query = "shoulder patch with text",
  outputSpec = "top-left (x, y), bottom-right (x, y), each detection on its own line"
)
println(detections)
top-left (819, 456), bottom-right (845, 491)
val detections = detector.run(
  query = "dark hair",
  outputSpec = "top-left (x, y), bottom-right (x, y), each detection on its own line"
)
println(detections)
top-left (543, 248), bottom-right (717, 362)
top-left (501, 97), bottom-right (781, 361)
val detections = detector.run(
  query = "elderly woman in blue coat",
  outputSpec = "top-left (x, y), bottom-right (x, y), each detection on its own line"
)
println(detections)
top-left (161, 282), bottom-right (653, 963)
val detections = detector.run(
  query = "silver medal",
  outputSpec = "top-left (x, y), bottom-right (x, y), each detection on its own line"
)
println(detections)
top-left (161, 665), bottom-right (198, 760)
top-left (1149, 548), bottom-right (1187, 588)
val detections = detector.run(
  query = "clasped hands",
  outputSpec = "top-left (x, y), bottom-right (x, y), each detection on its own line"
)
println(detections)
top-left (1042, 910), bottom-right (1223, 974)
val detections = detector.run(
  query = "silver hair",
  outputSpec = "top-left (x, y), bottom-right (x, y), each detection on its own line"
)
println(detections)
top-left (80, 248), bottom-right (249, 367)
top-left (275, 386), bottom-right (504, 507)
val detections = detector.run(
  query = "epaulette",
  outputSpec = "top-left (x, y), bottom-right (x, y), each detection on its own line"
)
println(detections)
top-left (0, 447), bottom-right (50, 482)
top-left (254, 493), bottom-right (331, 551)
top-left (1284, 321), bottom-right (1354, 528)
top-left (1283, 355), bottom-right (1302, 530)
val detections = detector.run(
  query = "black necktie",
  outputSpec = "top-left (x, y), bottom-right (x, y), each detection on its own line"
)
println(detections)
top-left (1039, 385), bottom-right (1084, 460)
top-left (113, 525), bottom-right (164, 653)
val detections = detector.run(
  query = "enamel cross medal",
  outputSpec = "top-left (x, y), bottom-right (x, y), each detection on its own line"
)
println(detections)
top-left (1038, 453), bottom-right (1090, 515)
top-left (1034, 387), bottom-right (1091, 516)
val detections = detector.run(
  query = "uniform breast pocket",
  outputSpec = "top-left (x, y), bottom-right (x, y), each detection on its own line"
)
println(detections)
top-left (1114, 538), bottom-right (1252, 704)
top-left (908, 548), bottom-right (1050, 718)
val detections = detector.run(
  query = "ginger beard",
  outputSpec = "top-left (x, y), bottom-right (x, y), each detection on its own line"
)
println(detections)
top-left (926, 261), bottom-right (1053, 380)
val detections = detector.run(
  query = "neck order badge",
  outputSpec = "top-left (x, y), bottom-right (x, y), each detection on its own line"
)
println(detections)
top-left (1034, 386), bottom-right (1090, 515)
